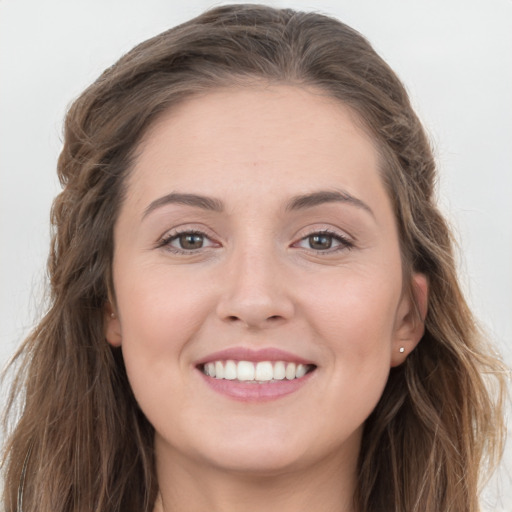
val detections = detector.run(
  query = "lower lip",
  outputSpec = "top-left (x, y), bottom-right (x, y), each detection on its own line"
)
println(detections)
top-left (198, 369), bottom-right (314, 402)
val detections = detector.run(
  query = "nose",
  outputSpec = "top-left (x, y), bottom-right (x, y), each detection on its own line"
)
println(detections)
top-left (215, 246), bottom-right (295, 329)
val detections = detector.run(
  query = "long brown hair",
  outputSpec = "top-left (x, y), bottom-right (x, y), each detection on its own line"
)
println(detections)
top-left (2, 4), bottom-right (507, 511)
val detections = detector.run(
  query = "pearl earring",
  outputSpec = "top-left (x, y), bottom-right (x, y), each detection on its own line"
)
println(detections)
top-left (399, 347), bottom-right (405, 353)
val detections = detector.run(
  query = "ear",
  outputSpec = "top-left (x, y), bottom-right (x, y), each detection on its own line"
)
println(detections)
top-left (390, 273), bottom-right (428, 367)
top-left (104, 303), bottom-right (122, 347)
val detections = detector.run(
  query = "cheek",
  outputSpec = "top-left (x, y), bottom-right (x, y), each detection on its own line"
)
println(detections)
top-left (297, 263), bottom-right (402, 408)
top-left (112, 264), bottom-right (218, 404)
top-left (114, 267), bottom-right (212, 417)
top-left (289, 269), bottom-right (401, 445)
top-left (301, 266), bottom-right (401, 349)
top-left (116, 264), bottom-right (213, 343)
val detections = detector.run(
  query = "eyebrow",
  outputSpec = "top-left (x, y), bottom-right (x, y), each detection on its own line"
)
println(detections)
top-left (143, 192), bottom-right (224, 219)
top-left (142, 189), bottom-right (374, 219)
top-left (285, 190), bottom-right (374, 217)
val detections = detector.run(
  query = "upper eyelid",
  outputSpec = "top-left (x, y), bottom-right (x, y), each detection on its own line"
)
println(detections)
top-left (291, 226), bottom-right (357, 254)
top-left (293, 224), bottom-right (355, 242)
top-left (159, 224), bottom-right (217, 240)
top-left (156, 224), bottom-right (355, 247)
top-left (293, 231), bottom-right (353, 247)
top-left (155, 227), bottom-right (219, 252)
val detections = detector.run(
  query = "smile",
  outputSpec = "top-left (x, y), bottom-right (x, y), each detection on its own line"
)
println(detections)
top-left (201, 360), bottom-right (315, 382)
top-left (196, 348), bottom-right (317, 401)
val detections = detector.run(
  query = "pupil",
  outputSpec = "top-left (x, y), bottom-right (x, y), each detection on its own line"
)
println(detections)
top-left (309, 234), bottom-right (332, 250)
top-left (180, 233), bottom-right (203, 249)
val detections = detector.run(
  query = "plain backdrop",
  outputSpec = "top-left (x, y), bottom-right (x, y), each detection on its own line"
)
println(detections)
top-left (1, 0), bottom-right (511, 509)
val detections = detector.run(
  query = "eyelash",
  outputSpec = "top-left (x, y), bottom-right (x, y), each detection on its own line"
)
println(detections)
top-left (157, 229), bottom-right (218, 254)
top-left (156, 228), bottom-right (354, 254)
top-left (293, 229), bottom-right (354, 254)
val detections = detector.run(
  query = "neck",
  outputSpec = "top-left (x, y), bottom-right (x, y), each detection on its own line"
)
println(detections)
top-left (153, 440), bottom-right (359, 512)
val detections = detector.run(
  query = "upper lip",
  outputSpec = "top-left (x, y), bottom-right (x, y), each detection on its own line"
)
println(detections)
top-left (195, 347), bottom-right (315, 366)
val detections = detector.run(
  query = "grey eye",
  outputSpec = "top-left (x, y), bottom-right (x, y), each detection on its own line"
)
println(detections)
top-left (307, 234), bottom-right (333, 250)
top-left (161, 230), bottom-right (219, 253)
top-left (294, 231), bottom-right (352, 252)
top-left (175, 233), bottom-right (205, 250)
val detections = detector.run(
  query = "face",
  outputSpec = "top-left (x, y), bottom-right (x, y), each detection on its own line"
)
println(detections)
top-left (106, 85), bottom-right (426, 479)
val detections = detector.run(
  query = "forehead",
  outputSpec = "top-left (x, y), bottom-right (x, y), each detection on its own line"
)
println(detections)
top-left (138, 84), bottom-right (376, 154)
top-left (127, 84), bottom-right (388, 214)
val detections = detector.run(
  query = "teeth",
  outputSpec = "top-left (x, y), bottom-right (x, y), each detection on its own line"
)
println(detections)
top-left (205, 362), bottom-right (216, 377)
top-left (215, 361), bottom-right (224, 379)
top-left (296, 364), bottom-right (307, 378)
top-left (237, 361), bottom-right (255, 381)
top-left (202, 360), bottom-right (312, 382)
top-left (273, 361), bottom-right (286, 380)
top-left (255, 361), bottom-right (273, 381)
top-left (224, 360), bottom-right (237, 380)
top-left (285, 362), bottom-right (296, 380)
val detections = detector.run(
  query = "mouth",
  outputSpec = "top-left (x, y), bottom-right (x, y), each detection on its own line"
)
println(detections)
top-left (195, 348), bottom-right (317, 401)
top-left (198, 360), bottom-right (316, 383)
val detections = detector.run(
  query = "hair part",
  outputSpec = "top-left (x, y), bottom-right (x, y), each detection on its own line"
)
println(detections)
top-left (2, 4), bottom-right (507, 512)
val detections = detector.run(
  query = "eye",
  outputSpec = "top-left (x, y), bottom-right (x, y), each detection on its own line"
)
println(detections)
top-left (159, 230), bottom-right (218, 253)
top-left (173, 233), bottom-right (206, 250)
top-left (294, 231), bottom-right (353, 252)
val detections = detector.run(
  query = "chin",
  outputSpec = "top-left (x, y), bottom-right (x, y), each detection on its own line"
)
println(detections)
top-left (204, 445), bottom-right (311, 477)
top-left (156, 419), bottom-right (315, 477)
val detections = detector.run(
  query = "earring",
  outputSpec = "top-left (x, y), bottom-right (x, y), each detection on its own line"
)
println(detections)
top-left (399, 347), bottom-right (405, 353)
top-left (110, 312), bottom-right (116, 319)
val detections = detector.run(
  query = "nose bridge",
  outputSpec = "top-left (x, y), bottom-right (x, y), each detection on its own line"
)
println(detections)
top-left (216, 236), bottom-right (294, 327)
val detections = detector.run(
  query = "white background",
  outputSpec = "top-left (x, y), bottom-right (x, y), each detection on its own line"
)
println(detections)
top-left (1, 0), bottom-right (511, 509)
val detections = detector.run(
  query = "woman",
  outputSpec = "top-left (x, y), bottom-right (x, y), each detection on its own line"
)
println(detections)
top-left (2, 4), bottom-right (506, 512)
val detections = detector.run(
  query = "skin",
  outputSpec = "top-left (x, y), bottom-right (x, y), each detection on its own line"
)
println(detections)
top-left (106, 85), bottom-right (427, 512)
